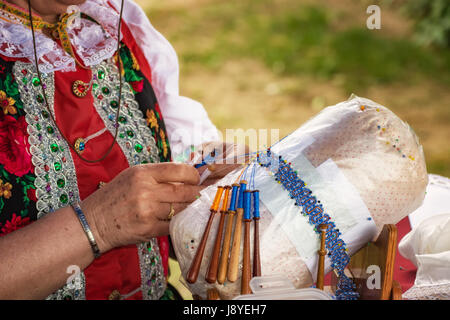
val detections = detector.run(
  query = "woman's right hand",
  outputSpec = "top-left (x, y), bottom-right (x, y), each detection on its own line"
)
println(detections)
top-left (80, 163), bottom-right (202, 254)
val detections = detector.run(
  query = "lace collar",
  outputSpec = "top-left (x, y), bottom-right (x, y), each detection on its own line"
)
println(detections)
top-left (0, 0), bottom-right (120, 73)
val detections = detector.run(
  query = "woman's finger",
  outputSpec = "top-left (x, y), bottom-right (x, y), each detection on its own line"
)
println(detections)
top-left (152, 183), bottom-right (202, 203)
top-left (206, 163), bottom-right (242, 179)
top-left (141, 163), bottom-right (200, 185)
top-left (153, 202), bottom-right (191, 221)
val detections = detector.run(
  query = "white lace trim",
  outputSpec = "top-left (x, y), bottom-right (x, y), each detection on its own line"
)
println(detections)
top-left (403, 282), bottom-right (450, 300)
top-left (0, 0), bottom-right (120, 73)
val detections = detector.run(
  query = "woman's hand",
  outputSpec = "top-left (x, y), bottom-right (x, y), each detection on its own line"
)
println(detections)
top-left (81, 163), bottom-right (202, 253)
top-left (193, 141), bottom-right (251, 186)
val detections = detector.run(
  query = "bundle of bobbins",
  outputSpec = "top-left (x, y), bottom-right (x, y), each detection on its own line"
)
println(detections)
top-left (185, 152), bottom-right (340, 300)
top-left (186, 177), bottom-right (263, 297)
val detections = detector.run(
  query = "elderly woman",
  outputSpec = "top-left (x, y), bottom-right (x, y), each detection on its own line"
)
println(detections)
top-left (0, 0), bottom-right (223, 299)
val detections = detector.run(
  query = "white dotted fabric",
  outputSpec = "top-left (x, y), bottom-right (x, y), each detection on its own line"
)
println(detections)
top-left (300, 96), bottom-right (427, 233)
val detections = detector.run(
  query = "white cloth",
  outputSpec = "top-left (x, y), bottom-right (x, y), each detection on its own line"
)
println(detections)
top-left (108, 0), bottom-right (220, 156)
top-left (399, 213), bottom-right (450, 300)
top-left (408, 174), bottom-right (450, 228)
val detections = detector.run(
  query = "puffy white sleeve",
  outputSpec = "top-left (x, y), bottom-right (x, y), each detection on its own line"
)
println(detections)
top-left (109, 0), bottom-right (220, 157)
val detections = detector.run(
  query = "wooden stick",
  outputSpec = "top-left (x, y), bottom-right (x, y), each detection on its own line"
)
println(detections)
top-left (252, 218), bottom-right (261, 277)
top-left (252, 190), bottom-right (261, 277)
top-left (241, 190), bottom-right (253, 294)
top-left (206, 186), bottom-right (231, 283)
top-left (316, 224), bottom-right (328, 290)
top-left (241, 219), bottom-right (252, 294)
top-left (206, 288), bottom-right (220, 300)
top-left (186, 186), bottom-right (224, 284)
top-left (227, 208), bottom-right (243, 283)
top-left (217, 210), bottom-right (235, 284)
top-left (217, 183), bottom-right (239, 284)
top-left (227, 181), bottom-right (247, 282)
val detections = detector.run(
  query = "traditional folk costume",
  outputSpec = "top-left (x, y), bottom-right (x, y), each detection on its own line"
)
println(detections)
top-left (0, 0), bottom-right (218, 299)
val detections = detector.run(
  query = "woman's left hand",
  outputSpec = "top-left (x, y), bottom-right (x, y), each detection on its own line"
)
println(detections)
top-left (193, 141), bottom-right (250, 186)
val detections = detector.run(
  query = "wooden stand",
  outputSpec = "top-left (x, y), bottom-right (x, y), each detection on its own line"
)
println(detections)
top-left (329, 224), bottom-right (401, 300)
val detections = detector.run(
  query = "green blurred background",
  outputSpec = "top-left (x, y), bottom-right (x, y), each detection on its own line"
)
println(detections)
top-left (137, 0), bottom-right (450, 177)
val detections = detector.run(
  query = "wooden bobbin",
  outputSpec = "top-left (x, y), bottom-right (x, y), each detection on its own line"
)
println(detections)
top-left (186, 186), bottom-right (224, 284)
top-left (252, 190), bottom-right (261, 277)
top-left (252, 217), bottom-right (261, 277)
top-left (217, 210), bottom-right (236, 284)
top-left (241, 190), bottom-right (253, 295)
top-left (227, 181), bottom-right (247, 282)
top-left (227, 208), bottom-right (243, 282)
top-left (218, 183), bottom-right (240, 284)
top-left (316, 223), bottom-right (328, 290)
top-left (206, 186), bottom-right (231, 283)
top-left (241, 218), bottom-right (252, 294)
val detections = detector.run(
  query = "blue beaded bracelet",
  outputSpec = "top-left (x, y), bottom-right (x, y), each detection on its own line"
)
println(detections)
top-left (71, 202), bottom-right (101, 259)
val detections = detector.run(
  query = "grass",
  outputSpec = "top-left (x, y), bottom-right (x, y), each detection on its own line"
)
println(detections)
top-left (138, 0), bottom-right (450, 177)
top-left (148, 1), bottom-right (450, 90)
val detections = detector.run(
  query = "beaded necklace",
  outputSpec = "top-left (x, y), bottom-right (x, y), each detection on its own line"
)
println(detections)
top-left (26, 0), bottom-right (126, 163)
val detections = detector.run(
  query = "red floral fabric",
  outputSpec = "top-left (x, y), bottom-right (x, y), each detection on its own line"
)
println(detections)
top-left (0, 115), bottom-right (32, 177)
top-left (0, 213), bottom-right (31, 236)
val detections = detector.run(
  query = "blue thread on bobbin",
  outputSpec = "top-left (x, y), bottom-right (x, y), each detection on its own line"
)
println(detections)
top-left (237, 181), bottom-right (247, 209)
top-left (252, 191), bottom-right (260, 219)
top-left (243, 191), bottom-right (252, 220)
top-left (194, 152), bottom-right (216, 168)
top-left (229, 184), bottom-right (239, 212)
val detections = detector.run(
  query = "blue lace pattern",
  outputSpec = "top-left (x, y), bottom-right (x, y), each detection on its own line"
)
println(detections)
top-left (257, 148), bottom-right (359, 300)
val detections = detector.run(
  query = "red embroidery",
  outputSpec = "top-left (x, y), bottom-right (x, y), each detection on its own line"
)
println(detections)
top-left (0, 213), bottom-right (31, 236)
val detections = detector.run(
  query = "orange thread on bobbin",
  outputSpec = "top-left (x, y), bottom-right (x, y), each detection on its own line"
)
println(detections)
top-left (220, 186), bottom-right (232, 213)
top-left (210, 186), bottom-right (224, 212)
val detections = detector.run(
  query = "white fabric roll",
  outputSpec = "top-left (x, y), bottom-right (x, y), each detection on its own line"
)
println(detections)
top-left (399, 213), bottom-right (450, 300)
